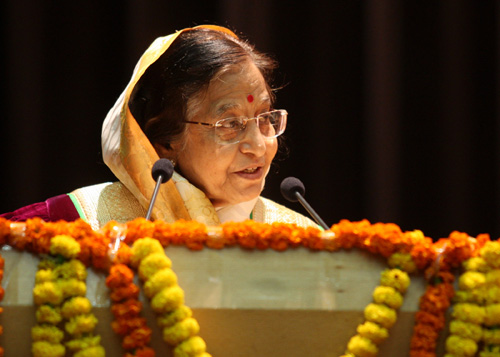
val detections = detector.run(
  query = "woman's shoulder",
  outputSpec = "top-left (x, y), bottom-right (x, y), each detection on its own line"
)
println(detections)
top-left (254, 196), bottom-right (320, 229)
top-left (71, 182), bottom-right (146, 229)
top-left (1, 193), bottom-right (80, 222)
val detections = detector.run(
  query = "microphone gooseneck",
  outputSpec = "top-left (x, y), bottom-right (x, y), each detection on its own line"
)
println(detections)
top-left (145, 159), bottom-right (175, 220)
top-left (280, 177), bottom-right (329, 230)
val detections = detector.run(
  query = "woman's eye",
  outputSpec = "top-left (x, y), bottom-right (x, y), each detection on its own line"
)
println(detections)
top-left (221, 118), bottom-right (243, 129)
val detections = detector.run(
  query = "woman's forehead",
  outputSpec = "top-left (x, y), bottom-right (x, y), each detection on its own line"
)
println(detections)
top-left (209, 66), bottom-right (268, 104)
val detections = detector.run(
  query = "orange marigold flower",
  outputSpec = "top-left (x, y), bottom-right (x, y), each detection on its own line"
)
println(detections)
top-left (125, 218), bottom-right (156, 244)
top-left (110, 285), bottom-right (140, 302)
top-left (111, 317), bottom-right (148, 336)
top-left (111, 299), bottom-right (143, 320)
top-left (475, 233), bottom-right (491, 254)
top-left (414, 311), bottom-right (445, 331)
top-left (0, 217), bottom-right (9, 246)
top-left (114, 244), bottom-right (132, 265)
top-left (106, 264), bottom-right (135, 289)
top-left (122, 327), bottom-right (153, 350)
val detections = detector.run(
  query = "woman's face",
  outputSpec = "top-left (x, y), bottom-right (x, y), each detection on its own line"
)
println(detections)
top-left (172, 61), bottom-right (278, 208)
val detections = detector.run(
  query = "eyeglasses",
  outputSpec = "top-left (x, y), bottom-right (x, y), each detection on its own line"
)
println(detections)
top-left (184, 109), bottom-right (287, 144)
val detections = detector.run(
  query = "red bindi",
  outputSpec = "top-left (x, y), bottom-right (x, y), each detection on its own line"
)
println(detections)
top-left (247, 94), bottom-right (254, 103)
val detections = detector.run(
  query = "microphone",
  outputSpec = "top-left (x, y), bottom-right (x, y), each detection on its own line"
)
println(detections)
top-left (280, 177), bottom-right (329, 230)
top-left (145, 159), bottom-right (175, 220)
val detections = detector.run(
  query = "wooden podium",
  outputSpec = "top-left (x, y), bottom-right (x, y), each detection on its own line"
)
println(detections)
top-left (0, 244), bottom-right (442, 356)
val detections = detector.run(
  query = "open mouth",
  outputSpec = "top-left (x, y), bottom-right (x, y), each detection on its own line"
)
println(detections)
top-left (236, 166), bottom-right (264, 178)
top-left (242, 167), bottom-right (259, 174)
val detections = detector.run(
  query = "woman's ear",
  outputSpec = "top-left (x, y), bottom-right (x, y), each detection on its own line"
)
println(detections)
top-left (154, 141), bottom-right (183, 164)
top-left (153, 143), bottom-right (172, 159)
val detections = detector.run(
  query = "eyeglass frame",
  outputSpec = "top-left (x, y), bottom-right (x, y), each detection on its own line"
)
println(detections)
top-left (183, 109), bottom-right (288, 145)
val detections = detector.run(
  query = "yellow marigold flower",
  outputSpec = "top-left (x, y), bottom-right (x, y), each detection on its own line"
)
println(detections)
top-left (58, 279), bottom-right (86, 299)
top-left (32, 341), bottom-right (65, 357)
top-left (31, 324), bottom-right (65, 344)
top-left (54, 260), bottom-right (87, 281)
top-left (372, 286), bottom-right (403, 310)
top-left (50, 235), bottom-right (81, 259)
top-left (484, 304), bottom-right (500, 326)
top-left (346, 334), bottom-right (378, 357)
top-left (73, 346), bottom-right (105, 357)
top-left (157, 305), bottom-right (193, 328)
top-left (36, 305), bottom-right (62, 325)
top-left (61, 297), bottom-right (92, 319)
top-left (445, 335), bottom-right (477, 356)
top-left (163, 317), bottom-right (200, 345)
top-left (173, 336), bottom-right (207, 357)
top-left (364, 303), bottom-right (397, 329)
top-left (482, 328), bottom-right (500, 345)
top-left (130, 237), bottom-right (164, 267)
top-left (481, 241), bottom-right (500, 268)
top-left (33, 281), bottom-right (63, 306)
top-left (484, 285), bottom-right (500, 304)
top-left (452, 303), bottom-right (485, 325)
top-left (380, 269), bottom-right (410, 293)
top-left (459, 271), bottom-right (486, 291)
top-left (151, 286), bottom-right (184, 314)
top-left (65, 314), bottom-right (98, 336)
top-left (138, 252), bottom-right (172, 281)
top-left (35, 269), bottom-right (56, 283)
top-left (470, 287), bottom-right (489, 305)
top-left (144, 268), bottom-right (178, 298)
top-left (388, 252), bottom-right (417, 273)
top-left (449, 320), bottom-right (482, 342)
top-left (454, 290), bottom-right (475, 304)
top-left (356, 321), bottom-right (389, 344)
top-left (463, 257), bottom-right (488, 272)
top-left (65, 335), bottom-right (102, 351)
top-left (486, 269), bottom-right (500, 285)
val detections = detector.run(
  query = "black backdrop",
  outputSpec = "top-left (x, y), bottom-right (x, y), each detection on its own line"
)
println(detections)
top-left (1, 1), bottom-right (499, 241)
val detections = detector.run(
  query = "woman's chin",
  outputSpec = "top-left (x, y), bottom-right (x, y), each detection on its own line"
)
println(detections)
top-left (211, 187), bottom-right (262, 208)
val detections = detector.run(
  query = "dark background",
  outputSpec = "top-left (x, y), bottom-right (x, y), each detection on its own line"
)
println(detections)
top-left (1, 1), bottom-right (499, 241)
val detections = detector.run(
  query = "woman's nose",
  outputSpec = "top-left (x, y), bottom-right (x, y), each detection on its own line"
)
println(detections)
top-left (239, 120), bottom-right (266, 156)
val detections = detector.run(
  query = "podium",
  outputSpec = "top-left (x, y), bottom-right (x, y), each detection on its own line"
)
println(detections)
top-left (0, 244), bottom-right (439, 356)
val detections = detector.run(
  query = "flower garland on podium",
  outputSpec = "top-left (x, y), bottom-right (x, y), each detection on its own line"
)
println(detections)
top-left (0, 216), bottom-right (498, 356)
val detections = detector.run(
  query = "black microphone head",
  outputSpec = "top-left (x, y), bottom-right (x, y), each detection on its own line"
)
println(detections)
top-left (280, 177), bottom-right (306, 202)
top-left (151, 159), bottom-right (174, 183)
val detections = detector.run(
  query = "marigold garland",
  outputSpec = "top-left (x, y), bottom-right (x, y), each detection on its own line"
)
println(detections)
top-left (0, 216), bottom-right (498, 356)
top-left (341, 252), bottom-right (413, 357)
top-left (31, 234), bottom-right (105, 357)
top-left (105, 263), bottom-right (155, 356)
top-left (409, 270), bottom-right (455, 357)
top-left (449, 240), bottom-right (500, 357)
top-left (130, 237), bottom-right (211, 357)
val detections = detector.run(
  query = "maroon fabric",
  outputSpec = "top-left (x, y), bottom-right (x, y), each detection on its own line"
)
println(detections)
top-left (1, 194), bottom-right (80, 222)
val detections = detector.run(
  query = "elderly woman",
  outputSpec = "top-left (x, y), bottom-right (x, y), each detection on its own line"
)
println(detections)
top-left (2, 25), bottom-right (316, 230)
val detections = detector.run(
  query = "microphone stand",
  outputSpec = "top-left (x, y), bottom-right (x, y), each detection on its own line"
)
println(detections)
top-left (145, 174), bottom-right (164, 221)
top-left (294, 191), bottom-right (329, 230)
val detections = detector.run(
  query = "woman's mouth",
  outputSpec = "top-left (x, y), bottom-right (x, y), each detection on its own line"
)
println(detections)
top-left (236, 166), bottom-right (263, 179)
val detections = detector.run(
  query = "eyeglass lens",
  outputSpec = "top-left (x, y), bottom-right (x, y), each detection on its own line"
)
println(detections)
top-left (216, 111), bottom-right (286, 144)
